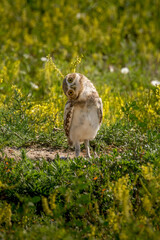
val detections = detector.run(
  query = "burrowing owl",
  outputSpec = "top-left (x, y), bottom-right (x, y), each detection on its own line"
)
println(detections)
top-left (62, 73), bottom-right (103, 158)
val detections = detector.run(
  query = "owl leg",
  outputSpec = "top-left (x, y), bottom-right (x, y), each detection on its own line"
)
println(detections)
top-left (75, 142), bottom-right (80, 157)
top-left (84, 140), bottom-right (91, 158)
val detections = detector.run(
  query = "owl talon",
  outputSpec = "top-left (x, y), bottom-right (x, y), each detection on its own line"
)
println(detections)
top-left (75, 142), bottom-right (80, 157)
top-left (84, 140), bottom-right (91, 159)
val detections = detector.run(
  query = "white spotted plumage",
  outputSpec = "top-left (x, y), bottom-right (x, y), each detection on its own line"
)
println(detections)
top-left (62, 73), bottom-right (103, 158)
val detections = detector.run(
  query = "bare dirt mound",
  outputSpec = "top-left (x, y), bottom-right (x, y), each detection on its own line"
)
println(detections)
top-left (1, 147), bottom-right (86, 160)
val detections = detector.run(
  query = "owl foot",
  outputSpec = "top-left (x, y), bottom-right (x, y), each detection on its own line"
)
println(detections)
top-left (84, 140), bottom-right (91, 159)
top-left (75, 142), bottom-right (80, 157)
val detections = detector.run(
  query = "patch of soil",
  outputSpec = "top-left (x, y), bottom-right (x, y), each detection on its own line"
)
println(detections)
top-left (1, 147), bottom-right (86, 161)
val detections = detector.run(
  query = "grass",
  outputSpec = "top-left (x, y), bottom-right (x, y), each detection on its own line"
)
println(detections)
top-left (0, 0), bottom-right (160, 239)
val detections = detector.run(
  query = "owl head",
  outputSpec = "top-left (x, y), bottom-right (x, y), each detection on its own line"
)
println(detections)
top-left (62, 73), bottom-right (83, 100)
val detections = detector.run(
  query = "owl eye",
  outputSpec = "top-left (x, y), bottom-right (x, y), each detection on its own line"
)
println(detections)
top-left (68, 77), bottom-right (73, 83)
top-left (68, 90), bottom-right (74, 96)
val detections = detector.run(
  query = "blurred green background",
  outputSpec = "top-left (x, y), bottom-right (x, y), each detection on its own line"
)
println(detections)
top-left (1, 0), bottom-right (160, 62)
top-left (0, 0), bottom-right (160, 85)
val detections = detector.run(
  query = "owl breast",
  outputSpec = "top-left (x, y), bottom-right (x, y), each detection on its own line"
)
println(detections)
top-left (69, 102), bottom-right (100, 145)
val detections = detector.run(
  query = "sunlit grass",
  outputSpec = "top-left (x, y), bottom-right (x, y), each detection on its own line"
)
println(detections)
top-left (0, 0), bottom-right (160, 239)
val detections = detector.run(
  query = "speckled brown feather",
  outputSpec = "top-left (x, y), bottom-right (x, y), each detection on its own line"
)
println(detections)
top-left (97, 98), bottom-right (103, 124)
top-left (63, 101), bottom-right (74, 145)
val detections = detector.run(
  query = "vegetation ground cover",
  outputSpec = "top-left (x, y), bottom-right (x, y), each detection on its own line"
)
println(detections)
top-left (0, 0), bottom-right (160, 239)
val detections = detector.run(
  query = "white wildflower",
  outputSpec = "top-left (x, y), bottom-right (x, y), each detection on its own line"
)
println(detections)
top-left (41, 57), bottom-right (48, 62)
top-left (109, 65), bottom-right (114, 72)
top-left (151, 80), bottom-right (160, 86)
top-left (121, 67), bottom-right (129, 74)
top-left (76, 13), bottom-right (85, 19)
top-left (30, 82), bottom-right (39, 90)
top-left (24, 54), bottom-right (30, 59)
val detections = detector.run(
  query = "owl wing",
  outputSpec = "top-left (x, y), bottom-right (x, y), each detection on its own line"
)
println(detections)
top-left (64, 101), bottom-right (74, 145)
top-left (97, 98), bottom-right (103, 124)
